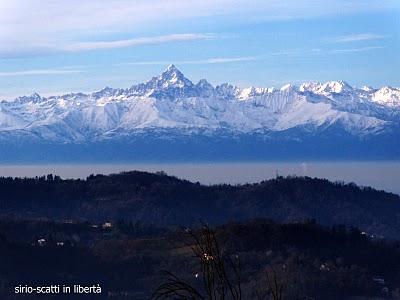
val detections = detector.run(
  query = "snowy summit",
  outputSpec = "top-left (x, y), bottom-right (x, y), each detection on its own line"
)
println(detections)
top-left (0, 65), bottom-right (399, 149)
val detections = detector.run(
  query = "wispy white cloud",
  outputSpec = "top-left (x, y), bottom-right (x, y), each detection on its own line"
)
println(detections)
top-left (66, 33), bottom-right (213, 52)
top-left (0, 69), bottom-right (83, 77)
top-left (266, 46), bottom-right (385, 57)
top-left (328, 33), bottom-right (386, 43)
top-left (202, 57), bottom-right (256, 64)
top-left (331, 46), bottom-right (385, 53)
top-left (116, 44), bottom-right (386, 67)
top-left (0, 0), bottom-right (398, 58)
top-left (0, 33), bottom-right (213, 57)
top-left (117, 56), bottom-right (256, 66)
top-left (268, 48), bottom-right (322, 57)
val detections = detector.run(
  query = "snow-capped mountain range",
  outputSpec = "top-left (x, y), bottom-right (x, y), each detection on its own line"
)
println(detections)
top-left (1, 64), bottom-right (399, 145)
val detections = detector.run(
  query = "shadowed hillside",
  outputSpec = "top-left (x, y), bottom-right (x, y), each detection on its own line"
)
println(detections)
top-left (1, 219), bottom-right (400, 299)
top-left (0, 171), bottom-right (399, 239)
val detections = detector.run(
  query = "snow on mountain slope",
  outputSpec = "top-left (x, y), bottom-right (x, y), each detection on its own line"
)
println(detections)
top-left (0, 65), bottom-right (398, 143)
top-left (372, 86), bottom-right (400, 107)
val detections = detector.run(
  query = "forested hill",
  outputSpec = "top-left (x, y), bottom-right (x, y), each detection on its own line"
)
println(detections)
top-left (0, 171), bottom-right (399, 239)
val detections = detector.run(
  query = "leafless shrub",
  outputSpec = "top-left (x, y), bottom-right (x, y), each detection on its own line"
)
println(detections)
top-left (152, 224), bottom-right (241, 300)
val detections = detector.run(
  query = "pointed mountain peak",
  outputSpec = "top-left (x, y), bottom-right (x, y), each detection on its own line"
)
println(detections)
top-left (196, 79), bottom-right (215, 97)
top-left (299, 81), bottom-right (322, 92)
top-left (361, 85), bottom-right (374, 92)
top-left (160, 64), bottom-right (184, 78)
top-left (15, 92), bottom-right (43, 103)
top-left (165, 64), bottom-right (178, 72)
top-left (92, 86), bottom-right (122, 99)
top-left (155, 64), bottom-right (193, 88)
top-left (280, 84), bottom-right (297, 92)
top-left (129, 65), bottom-right (197, 99)
top-left (320, 80), bottom-right (353, 94)
top-left (29, 92), bottom-right (42, 100)
top-left (196, 79), bottom-right (213, 88)
top-left (215, 83), bottom-right (241, 99)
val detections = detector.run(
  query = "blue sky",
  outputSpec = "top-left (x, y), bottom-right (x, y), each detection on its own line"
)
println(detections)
top-left (0, 0), bottom-right (399, 99)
